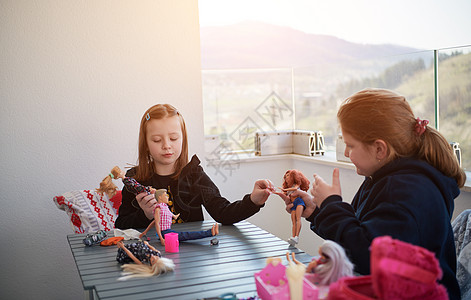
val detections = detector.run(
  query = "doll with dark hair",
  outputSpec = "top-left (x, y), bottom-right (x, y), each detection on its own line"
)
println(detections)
top-left (279, 169), bottom-right (310, 245)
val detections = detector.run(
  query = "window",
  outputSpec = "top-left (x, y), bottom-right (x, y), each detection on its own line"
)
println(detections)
top-left (437, 46), bottom-right (471, 171)
top-left (203, 46), bottom-right (471, 171)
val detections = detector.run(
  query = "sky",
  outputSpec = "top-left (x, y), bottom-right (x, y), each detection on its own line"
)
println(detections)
top-left (198, 0), bottom-right (471, 50)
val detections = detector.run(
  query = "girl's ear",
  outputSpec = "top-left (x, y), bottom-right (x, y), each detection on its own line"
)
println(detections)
top-left (374, 139), bottom-right (388, 160)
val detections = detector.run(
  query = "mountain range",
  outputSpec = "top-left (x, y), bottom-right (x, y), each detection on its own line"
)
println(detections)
top-left (200, 21), bottom-right (421, 69)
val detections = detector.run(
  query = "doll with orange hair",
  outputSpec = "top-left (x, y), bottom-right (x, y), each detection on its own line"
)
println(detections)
top-left (280, 169), bottom-right (310, 245)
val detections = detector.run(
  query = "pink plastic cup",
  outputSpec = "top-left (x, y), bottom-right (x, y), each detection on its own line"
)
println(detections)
top-left (164, 232), bottom-right (179, 252)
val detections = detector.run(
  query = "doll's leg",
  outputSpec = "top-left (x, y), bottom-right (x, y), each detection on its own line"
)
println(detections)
top-left (291, 210), bottom-right (297, 237)
top-left (139, 220), bottom-right (155, 239)
top-left (211, 223), bottom-right (219, 236)
top-left (286, 252), bottom-right (303, 265)
top-left (294, 205), bottom-right (304, 237)
top-left (175, 229), bottom-right (212, 241)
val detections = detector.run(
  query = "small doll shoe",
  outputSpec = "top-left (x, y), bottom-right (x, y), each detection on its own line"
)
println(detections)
top-left (288, 236), bottom-right (299, 246)
top-left (83, 230), bottom-right (108, 246)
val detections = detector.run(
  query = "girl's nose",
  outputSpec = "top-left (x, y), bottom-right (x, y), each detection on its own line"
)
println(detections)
top-left (162, 139), bottom-right (171, 149)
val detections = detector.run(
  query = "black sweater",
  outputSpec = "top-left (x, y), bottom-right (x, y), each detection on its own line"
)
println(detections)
top-left (115, 155), bottom-right (262, 229)
top-left (307, 157), bottom-right (461, 299)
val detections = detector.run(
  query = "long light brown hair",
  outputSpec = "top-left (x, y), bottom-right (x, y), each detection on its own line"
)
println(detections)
top-left (119, 257), bottom-right (175, 280)
top-left (135, 104), bottom-right (189, 181)
top-left (338, 88), bottom-right (466, 187)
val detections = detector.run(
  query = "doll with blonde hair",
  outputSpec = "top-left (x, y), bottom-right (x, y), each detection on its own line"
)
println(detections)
top-left (139, 189), bottom-right (219, 246)
top-left (279, 169), bottom-right (310, 245)
top-left (116, 240), bottom-right (174, 280)
top-left (96, 167), bottom-right (120, 198)
top-left (110, 166), bottom-right (153, 196)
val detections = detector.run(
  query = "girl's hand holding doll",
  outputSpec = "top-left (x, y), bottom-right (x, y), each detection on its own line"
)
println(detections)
top-left (276, 189), bottom-right (316, 218)
top-left (250, 179), bottom-right (276, 206)
top-left (135, 192), bottom-right (158, 220)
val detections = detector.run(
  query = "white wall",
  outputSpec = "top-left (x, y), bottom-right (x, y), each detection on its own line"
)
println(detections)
top-left (0, 1), bottom-right (203, 299)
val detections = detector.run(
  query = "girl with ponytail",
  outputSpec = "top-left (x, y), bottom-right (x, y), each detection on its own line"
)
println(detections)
top-left (278, 88), bottom-right (465, 299)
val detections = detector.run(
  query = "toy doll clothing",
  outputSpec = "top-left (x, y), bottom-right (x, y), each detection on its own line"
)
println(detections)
top-left (309, 256), bottom-right (327, 270)
top-left (122, 176), bottom-right (152, 195)
top-left (161, 228), bottom-right (212, 241)
top-left (306, 157), bottom-right (461, 300)
top-left (115, 155), bottom-right (263, 229)
top-left (290, 197), bottom-right (305, 211)
top-left (155, 199), bottom-right (212, 241)
top-left (155, 202), bottom-right (173, 230)
top-left (116, 241), bottom-right (161, 265)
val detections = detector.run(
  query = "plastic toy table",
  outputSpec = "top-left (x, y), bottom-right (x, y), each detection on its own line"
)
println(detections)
top-left (67, 220), bottom-right (313, 300)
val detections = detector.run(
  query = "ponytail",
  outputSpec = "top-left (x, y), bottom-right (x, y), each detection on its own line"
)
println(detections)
top-left (418, 126), bottom-right (466, 187)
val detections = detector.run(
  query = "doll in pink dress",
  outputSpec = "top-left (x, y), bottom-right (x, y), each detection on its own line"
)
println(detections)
top-left (139, 189), bottom-right (219, 246)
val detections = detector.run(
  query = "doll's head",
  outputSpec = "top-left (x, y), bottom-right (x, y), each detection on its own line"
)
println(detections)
top-left (315, 240), bottom-right (354, 285)
top-left (282, 169), bottom-right (310, 192)
top-left (135, 104), bottom-right (189, 181)
top-left (155, 189), bottom-right (169, 203)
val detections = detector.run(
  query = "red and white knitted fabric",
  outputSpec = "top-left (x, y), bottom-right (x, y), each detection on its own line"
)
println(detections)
top-left (53, 190), bottom-right (121, 233)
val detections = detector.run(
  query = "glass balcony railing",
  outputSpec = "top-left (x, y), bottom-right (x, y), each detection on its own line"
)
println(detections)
top-left (202, 46), bottom-right (471, 171)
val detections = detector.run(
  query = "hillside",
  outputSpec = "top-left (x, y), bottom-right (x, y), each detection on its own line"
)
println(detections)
top-left (200, 21), bottom-right (420, 69)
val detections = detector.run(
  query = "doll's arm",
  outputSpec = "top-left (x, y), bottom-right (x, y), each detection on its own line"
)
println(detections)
top-left (281, 185), bottom-right (300, 192)
top-left (286, 252), bottom-right (304, 265)
top-left (172, 213), bottom-right (180, 220)
top-left (117, 241), bottom-right (142, 265)
top-left (144, 241), bottom-right (160, 254)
